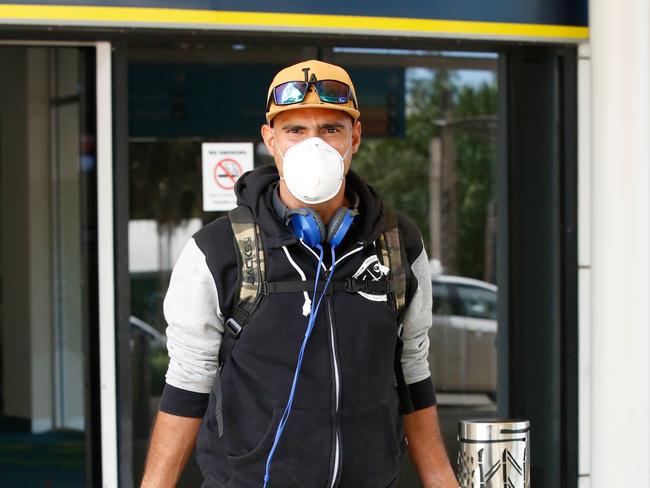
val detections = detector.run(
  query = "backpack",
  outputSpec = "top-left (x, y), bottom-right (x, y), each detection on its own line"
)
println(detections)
top-left (219, 204), bottom-right (416, 413)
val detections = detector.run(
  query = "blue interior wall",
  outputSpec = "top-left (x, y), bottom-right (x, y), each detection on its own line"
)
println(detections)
top-left (128, 63), bottom-right (405, 139)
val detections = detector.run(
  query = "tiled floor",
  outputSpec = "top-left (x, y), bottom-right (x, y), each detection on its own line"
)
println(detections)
top-left (0, 418), bottom-right (86, 487)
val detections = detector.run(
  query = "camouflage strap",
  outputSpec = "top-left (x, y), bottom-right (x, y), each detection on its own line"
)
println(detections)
top-left (377, 207), bottom-right (407, 314)
top-left (225, 205), bottom-right (266, 339)
top-left (378, 207), bottom-right (414, 413)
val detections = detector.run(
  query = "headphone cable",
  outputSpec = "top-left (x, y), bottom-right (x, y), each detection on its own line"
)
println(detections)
top-left (263, 244), bottom-right (337, 487)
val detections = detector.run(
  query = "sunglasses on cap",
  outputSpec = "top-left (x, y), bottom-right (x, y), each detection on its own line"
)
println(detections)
top-left (267, 79), bottom-right (358, 110)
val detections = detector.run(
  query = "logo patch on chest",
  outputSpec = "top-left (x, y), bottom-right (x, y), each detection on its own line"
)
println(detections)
top-left (352, 255), bottom-right (390, 302)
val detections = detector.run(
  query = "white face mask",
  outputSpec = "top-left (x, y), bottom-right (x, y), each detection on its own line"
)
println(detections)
top-left (278, 136), bottom-right (351, 205)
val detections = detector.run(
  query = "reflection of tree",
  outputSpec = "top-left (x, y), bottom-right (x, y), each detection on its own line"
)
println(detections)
top-left (354, 72), bottom-right (451, 253)
top-left (130, 139), bottom-right (202, 271)
top-left (454, 83), bottom-right (497, 282)
top-left (130, 139), bottom-right (203, 332)
top-left (354, 70), bottom-right (497, 281)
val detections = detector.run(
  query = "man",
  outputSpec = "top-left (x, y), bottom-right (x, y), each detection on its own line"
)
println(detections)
top-left (142, 60), bottom-right (458, 488)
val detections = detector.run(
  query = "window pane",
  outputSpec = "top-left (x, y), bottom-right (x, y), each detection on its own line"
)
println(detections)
top-left (0, 46), bottom-right (96, 487)
top-left (456, 284), bottom-right (497, 320)
top-left (332, 48), bottom-right (500, 483)
top-left (432, 282), bottom-right (454, 315)
top-left (126, 43), bottom-right (500, 486)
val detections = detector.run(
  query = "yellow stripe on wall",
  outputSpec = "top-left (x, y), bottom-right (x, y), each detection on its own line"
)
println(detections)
top-left (0, 4), bottom-right (590, 41)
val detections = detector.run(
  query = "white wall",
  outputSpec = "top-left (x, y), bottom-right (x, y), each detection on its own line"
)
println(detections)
top-left (52, 48), bottom-right (85, 431)
top-left (129, 218), bottom-right (203, 273)
top-left (590, 0), bottom-right (650, 486)
top-left (577, 41), bottom-right (592, 488)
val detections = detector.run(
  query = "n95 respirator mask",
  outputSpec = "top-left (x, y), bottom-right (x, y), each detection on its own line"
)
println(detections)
top-left (279, 137), bottom-right (350, 204)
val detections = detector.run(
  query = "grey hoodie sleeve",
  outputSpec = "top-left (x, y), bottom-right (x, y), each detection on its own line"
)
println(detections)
top-left (162, 238), bottom-right (224, 395)
top-left (396, 212), bottom-right (437, 411)
top-left (400, 246), bottom-right (433, 386)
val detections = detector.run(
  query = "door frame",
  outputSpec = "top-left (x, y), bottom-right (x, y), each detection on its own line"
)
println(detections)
top-left (0, 39), bottom-right (117, 488)
top-left (96, 40), bottom-right (118, 488)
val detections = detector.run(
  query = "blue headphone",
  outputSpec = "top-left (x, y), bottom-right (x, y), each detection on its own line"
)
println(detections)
top-left (272, 185), bottom-right (359, 248)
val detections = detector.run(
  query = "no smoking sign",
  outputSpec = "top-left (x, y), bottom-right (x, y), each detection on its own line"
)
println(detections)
top-left (213, 158), bottom-right (242, 190)
top-left (202, 143), bottom-right (253, 211)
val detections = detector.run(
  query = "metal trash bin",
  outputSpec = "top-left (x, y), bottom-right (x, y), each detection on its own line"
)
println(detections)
top-left (457, 419), bottom-right (530, 488)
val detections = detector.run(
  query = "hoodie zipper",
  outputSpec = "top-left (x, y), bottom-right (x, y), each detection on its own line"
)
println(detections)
top-left (296, 242), bottom-right (363, 487)
top-left (326, 283), bottom-right (342, 488)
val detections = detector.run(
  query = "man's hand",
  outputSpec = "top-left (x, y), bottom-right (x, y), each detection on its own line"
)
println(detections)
top-left (140, 411), bottom-right (202, 488)
top-left (404, 405), bottom-right (459, 488)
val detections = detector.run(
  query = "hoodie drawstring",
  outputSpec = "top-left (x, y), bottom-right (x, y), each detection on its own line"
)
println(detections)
top-left (282, 245), bottom-right (312, 316)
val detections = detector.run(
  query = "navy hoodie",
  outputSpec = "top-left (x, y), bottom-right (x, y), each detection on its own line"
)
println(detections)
top-left (159, 165), bottom-right (436, 487)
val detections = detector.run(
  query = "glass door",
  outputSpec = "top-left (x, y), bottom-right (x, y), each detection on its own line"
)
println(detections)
top-left (0, 45), bottom-right (100, 487)
top-left (125, 40), bottom-right (499, 486)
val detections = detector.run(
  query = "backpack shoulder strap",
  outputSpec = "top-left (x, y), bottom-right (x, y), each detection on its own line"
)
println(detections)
top-left (219, 205), bottom-right (266, 365)
top-left (377, 206), bottom-right (416, 413)
top-left (377, 206), bottom-right (408, 315)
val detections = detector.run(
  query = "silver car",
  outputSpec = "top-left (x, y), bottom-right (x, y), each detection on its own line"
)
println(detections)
top-left (428, 274), bottom-right (497, 394)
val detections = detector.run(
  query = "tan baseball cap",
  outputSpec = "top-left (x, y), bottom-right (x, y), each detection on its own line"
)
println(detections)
top-left (266, 59), bottom-right (360, 123)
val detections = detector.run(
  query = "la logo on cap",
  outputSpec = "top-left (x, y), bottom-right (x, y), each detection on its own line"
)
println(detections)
top-left (301, 67), bottom-right (318, 83)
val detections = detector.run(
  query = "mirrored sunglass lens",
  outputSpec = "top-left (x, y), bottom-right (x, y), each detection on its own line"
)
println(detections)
top-left (316, 80), bottom-right (350, 103)
top-left (274, 81), bottom-right (308, 105)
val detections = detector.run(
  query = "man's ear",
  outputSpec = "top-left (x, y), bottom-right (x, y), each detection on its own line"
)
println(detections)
top-left (261, 123), bottom-right (276, 155)
top-left (351, 120), bottom-right (362, 154)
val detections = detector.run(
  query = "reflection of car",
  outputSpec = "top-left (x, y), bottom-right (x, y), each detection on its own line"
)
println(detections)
top-left (130, 315), bottom-right (166, 350)
top-left (428, 275), bottom-right (497, 393)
